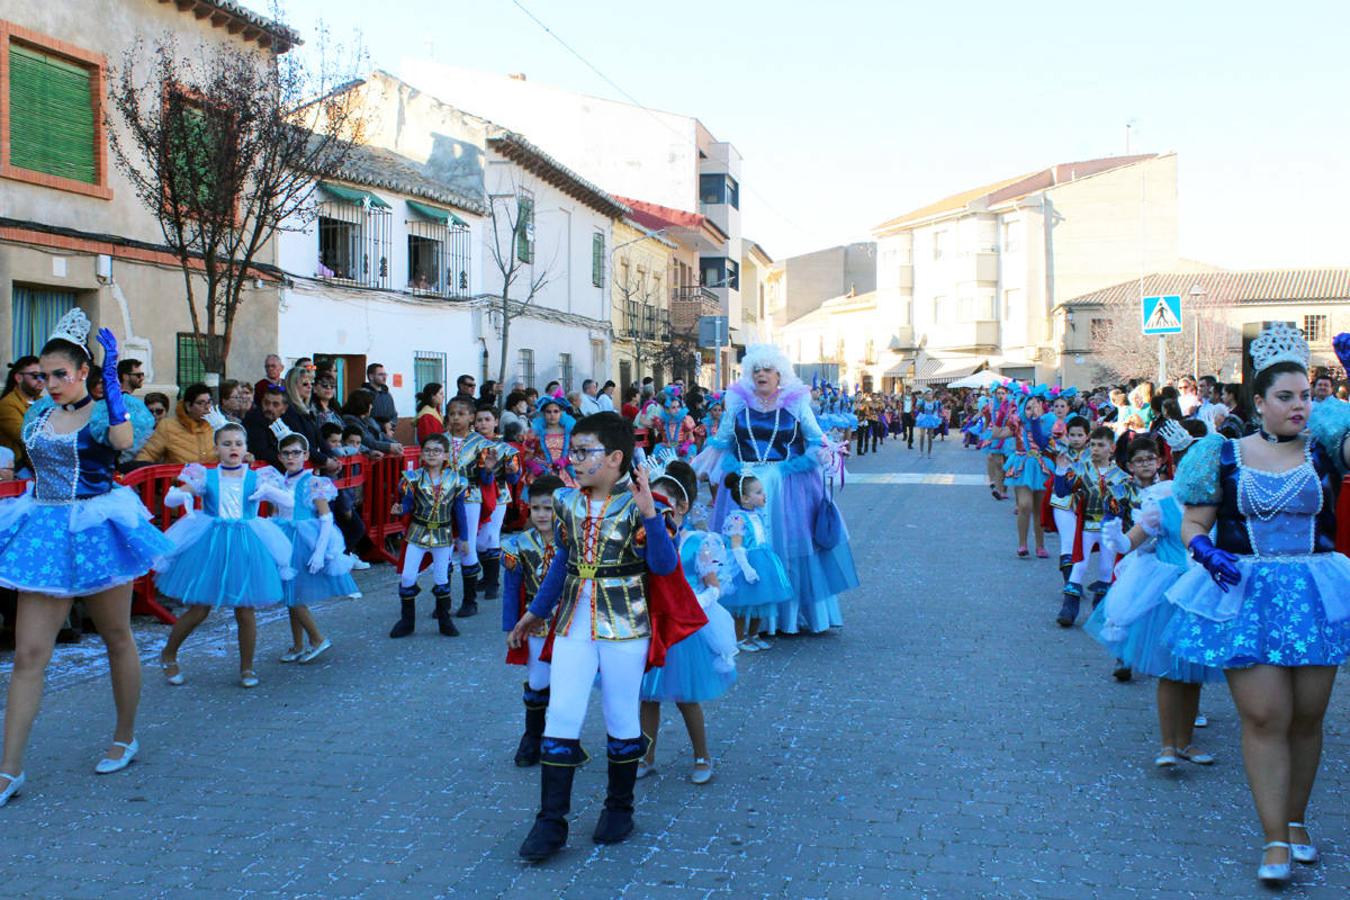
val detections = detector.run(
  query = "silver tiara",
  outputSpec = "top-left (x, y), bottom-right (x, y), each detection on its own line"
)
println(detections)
top-left (1251, 322), bottom-right (1310, 374)
top-left (1158, 419), bottom-right (1195, 452)
top-left (49, 308), bottom-right (91, 350)
top-left (269, 418), bottom-right (296, 442)
top-left (203, 406), bottom-right (230, 433)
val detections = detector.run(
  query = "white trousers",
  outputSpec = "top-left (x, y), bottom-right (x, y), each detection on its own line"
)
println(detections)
top-left (544, 602), bottom-right (649, 740)
top-left (527, 635), bottom-right (550, 691)
top-left (456, 502), bottom-right (481, 567)
top-left (476, 501), bottom-right (507, 553)
top-left (1068, 530), bottom-right (1114, 585)
top-left (401, 544), bottom-right (452, 587)
top-left (1052, 508), bottom-right (1078, 557)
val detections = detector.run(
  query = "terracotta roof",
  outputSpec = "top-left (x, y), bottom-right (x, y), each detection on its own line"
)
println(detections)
top-left (873, 154), bottom-right (1160, 235)
top-left (612, 196), bottom-right (704, 232)
top-left (1061, 268), bottom-right (1350, 309)
top-left (487, 132), bottom-right (629, 220)
top-left (326, 143), bottom-right (487, 216)
top-left (159, 0), bottom-right (300, 52)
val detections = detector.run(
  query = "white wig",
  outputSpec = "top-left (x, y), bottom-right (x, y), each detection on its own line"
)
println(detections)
top-left (737, 344), bottom-right (803, 392)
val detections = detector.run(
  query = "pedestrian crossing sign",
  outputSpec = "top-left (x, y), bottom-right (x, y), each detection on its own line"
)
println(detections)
top-left (1141, 295), bottom-right (1183, 335)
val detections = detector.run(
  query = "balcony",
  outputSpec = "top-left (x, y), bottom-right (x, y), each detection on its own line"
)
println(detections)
top-left (622, 301), bottom-right (670, 343)
top-left (927, 320), bottom-right (1000, 351)
top-left (669, 285), bottom-right (721, 334)
top-left (963, 251), bottom-right (999, 284)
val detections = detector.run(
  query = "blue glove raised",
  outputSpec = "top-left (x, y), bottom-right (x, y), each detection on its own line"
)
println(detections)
top-left (1334, 332), bottom-right (1350, 375)
top-left (1188, 534), bottom-right (1241, 592)
top-left (96, 328), bottom-right (128, 425)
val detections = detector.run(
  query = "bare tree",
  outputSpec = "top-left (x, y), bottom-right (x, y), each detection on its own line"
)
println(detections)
top-left (613, 251), bottom-right (673, 386)
top-left (106, 24), bottom-right (365, 378)
top-left (485, 181), bottom-right (556, 402)
top-left (1089, 294), bottom-right (1238, 383)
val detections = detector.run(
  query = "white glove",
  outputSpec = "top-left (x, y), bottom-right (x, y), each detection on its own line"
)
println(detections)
top-left (164, 487), bottom-right (195, 516)
top-left (731, 546), bottom-right (759, 584)
top-left (1101, 518), bottom-right (1131, 555)
top-left (1137, 503), bottom-right (1162, 537)
top-left (308, 513), bottom-right (335, 574)
top-left (250, 483), bottom-right (294, 510)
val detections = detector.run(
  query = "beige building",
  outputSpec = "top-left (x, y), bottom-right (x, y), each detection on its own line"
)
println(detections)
top-left (780, 288), bottom-right (900, 392)
top-left (872, 154), bottom-right (1179, 386)
top-left (1057, 268), bottom-right (1350, 386)
top-left (609, 218), bottom-right (677, 390)
top-left (0, 1), bottom-right (292, 391)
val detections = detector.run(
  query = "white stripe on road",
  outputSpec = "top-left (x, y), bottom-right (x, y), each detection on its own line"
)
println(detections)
top-left (847, 473), bottom-right (987, 485)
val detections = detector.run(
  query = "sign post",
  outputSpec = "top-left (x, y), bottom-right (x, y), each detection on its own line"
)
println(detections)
top-left (698, 315), bottom-right (729, 389)
top-left (1141, 295), bottom-right (1183, 384)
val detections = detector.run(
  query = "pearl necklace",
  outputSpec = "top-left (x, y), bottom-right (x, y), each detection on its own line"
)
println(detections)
top-left (740, 406), bottom-right (781, 465)
top-left (1235, 439), bottom-right (1320, 555)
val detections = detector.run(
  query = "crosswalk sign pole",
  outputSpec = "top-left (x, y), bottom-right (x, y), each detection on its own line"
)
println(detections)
top-left (1158, 335), bottom-right (1167, 385)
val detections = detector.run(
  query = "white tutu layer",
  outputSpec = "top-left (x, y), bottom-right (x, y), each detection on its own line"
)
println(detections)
top-left (1097, 550), bottom-right (1189, 640)
top-left (701, 596), bottom-right (739, 675)
top-left (289, 518), bottom-right (356, 577)
top-left (1165, 552), bottom-right (1350, 624)
top-left (0, 485), bottom-right (155, 534)
top-left (162, 513), bottom-right (296, 580)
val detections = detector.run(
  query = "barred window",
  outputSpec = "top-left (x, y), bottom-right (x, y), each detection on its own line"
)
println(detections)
top-left (1303, 314), bottom-right (1328, 343)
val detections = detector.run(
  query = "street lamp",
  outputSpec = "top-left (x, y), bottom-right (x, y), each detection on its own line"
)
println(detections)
top-left (1189, 283), bottom-right (1206, 377)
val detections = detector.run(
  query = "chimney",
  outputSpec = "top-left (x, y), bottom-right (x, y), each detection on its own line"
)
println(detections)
top-left (508, 72), bottom-right (527, 81)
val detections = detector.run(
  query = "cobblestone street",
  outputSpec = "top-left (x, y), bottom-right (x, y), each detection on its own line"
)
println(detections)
top-left (3, 437), bottom-right (1349, 898)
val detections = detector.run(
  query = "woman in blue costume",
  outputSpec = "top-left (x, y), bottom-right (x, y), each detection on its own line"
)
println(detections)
top-left (913, 388), bottom-right (943, 458)
top-left (1084, 419), bottom-right (1222, 769)
top-left (1002, 389), bottom-right (1056, 558)
top-left (0, 311), bottom-right (170, 806)
top-left (1161, 324), bottom-right (1350, 885)
top-left (695, 344), bottom-right (858, 634)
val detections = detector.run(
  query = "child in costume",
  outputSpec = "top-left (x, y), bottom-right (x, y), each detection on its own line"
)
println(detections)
top-left (156, 422), bottom-right (295, 689)
top-left (256, 429), bottom-right (357, 665)
top-left (388, 433), bottom-right (470, 639)
top-left (444, 396), bottom-right (498, 618)
top-left (1048, 416), bottom-right (1092, 583)
top-left (1003, 391), bottom-right (1055, 558)
top-left (529, 393), bottom-right (576, 488)
top-left (507, 412), bottom-right (705, 861)
top-left (695, 392), bottom-right (724, 452)
top-left (914, 389), bottom-right (943, 458)
top-left (982, 384), bottom-right (1015, 499)
top-left (1084, 419), bottom-right (1221, 765)
top-left (719, 471), bottom-right (792, 648)
top-left (474, 405), bottom-right (519, 602)
top-left (1054, 425), bottom-right (1131, 627)
top-left (651, 386), bottom-right (697, 460)
top-left (639, 461), bottom-right (738, 784)
top-left (501, 474), bottom-right (565, 767)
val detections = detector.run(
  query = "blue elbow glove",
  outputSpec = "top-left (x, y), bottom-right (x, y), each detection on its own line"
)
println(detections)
top-left (1334, 332), bottom-right (1350, 374)
top-left (1188, 535), bottom-right (1241, 592)
top-left (96, 328), bottom-right (128, 425)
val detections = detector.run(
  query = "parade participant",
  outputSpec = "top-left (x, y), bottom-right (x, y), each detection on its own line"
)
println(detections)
top-left (720, 471), bottom-right (793, 648)
top-left (445, 396), bottom-right (497, 618)
top-left (0, 314), bottom-right (170, 806)
top-left (651, 386), bottom-right (697, 460)
top-left (695, 345), bottom-right (859, 634)
top-left (983, 384), bottom-right (1014, 499)
top-left (256, 429), bottom-right (357, 665)
top-left (1048, 416), bottom-right (1091, 583)
top-left (912, 390), bottom-right (942, 457)
top-left (1003, 391), bottom-right (1054, 558)
top-left (507, 412), bottom-right (704, 861)
top-left (1085, 419), bottom-right (1221, 764)
top-left (155, 422), bottom-right (295, 689)
top-left (696, 392), bottom-right (724, 452)
top-left (529, 392), bottom-right (576, 487)
top-left (638, 463), bottom-right (738, 785)
top-left (389, 433), bottom-right (470, 639)
top-left (1054, 425), bottom-right (1130, 627)
top-left (475, 405), bottom-right (519, 601)
top-left (1162, 325), bottom-right (1350, 884)
top-left (501, 474), bottom-right (564, 767)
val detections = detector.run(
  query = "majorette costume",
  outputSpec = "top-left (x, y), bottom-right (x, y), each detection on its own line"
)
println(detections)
top-left (155, 463), bottom-right (294, 608)
top-left (516, 481), bottom-right (706, 860)
top-left (640, 530), bottom-right (738, 703)
top-left (1002, 390), bottom-right (1056, 491)
top-left (446, 428), bottom-right (496, 615)
top-left (501, 523), bottom-right (555, 767)
top-left (1053, 452), bottom-right (1132, 625)
top-left (914, 397), bottom-right (943, 430)
top-left (695, 393), bottom-right (724, 452)
top-left (528, 395), bottom-right (577, 487)
top-left (695, 346), bottom-right (859, 634)
top-left (718, 501), bottom-right (793, 631)
top-left (1162, 325), bottom-right (1350, 670)
top-left (389, 464), bottom-right (470, 638)
top-left (477, 440), bottom-right (520, 601)
top-left (981, 391), bottom-right (1016, 458)
top-left (0, 312), bottom-right (170, 596)
top-left (254, 460), bottom-right (359, 606)
top-left (652, 386), bottom-right (697, 460)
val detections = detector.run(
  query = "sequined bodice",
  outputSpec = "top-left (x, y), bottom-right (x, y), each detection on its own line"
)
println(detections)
top-left (23, 407), bottom-right (116, 501)
top-left (204, 469), bottom-right (255, 521)
top-left (1235, 444), bottom-right (1322, 557)
top-left (733, 407), bottom-right (804, 464)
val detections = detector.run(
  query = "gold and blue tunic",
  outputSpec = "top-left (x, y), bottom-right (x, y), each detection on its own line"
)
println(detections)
top-left (447, 432), bottom-right (494, 504)
top-left (399, 467), bottom-right (470, 548)
top-left (502, 526), bottom-right (554, 638)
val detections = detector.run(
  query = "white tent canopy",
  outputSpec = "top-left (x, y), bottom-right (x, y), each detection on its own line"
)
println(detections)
top-left (946, 369), bottom-right (1004, 389)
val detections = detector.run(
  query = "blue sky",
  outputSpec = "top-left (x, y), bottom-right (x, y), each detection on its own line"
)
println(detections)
top-left (248, 0), bottom-right (1349, 268)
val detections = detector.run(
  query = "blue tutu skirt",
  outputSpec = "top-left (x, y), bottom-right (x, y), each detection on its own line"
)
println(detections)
top-left (156, 516), bottom-right (292, 608)
top-left (1086, 600), bottom-right (1224, 683)
top-left (982, 437), bottom-right (1011, 457)
top-left (1164, 555), bottom-right (1350, 669)
top-left (915, 413), bottom-right (942, 429)
top-left (641, 604), bottom-right (737, 703)
top-left (0, 487), bottom-right (171, 597)
top-left (1003, 454), bottom-right (1049, 490)
top-left (276, 519), bottom-right (359, 606)
top-left (721, 546), bottom-right (791, 621)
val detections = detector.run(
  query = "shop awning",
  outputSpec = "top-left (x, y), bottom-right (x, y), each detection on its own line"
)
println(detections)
top-left (318, 182), bottom-right (390, 209)
top-left (407, 199), bottom-right (468, 226)
top-left (913, 357), bottom-right (985, 386)
top-left (883, 354), bottom-right (918, 378)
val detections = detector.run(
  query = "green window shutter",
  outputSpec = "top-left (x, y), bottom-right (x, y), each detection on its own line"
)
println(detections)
top-left (516, 197), bottom-right (534, 263)
top-left (591, 233), bottom-right (604, 287)
top-left (8, 44), bottom-right (97, 184)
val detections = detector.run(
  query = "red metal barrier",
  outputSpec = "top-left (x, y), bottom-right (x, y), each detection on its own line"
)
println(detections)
top-left (118, 464), bottom-right (193, 625)
top-left (0, 480), bottom-right (28, 500)
top-left (359, 448), bottom-right (419, 565)
top-left (1338, 475), bottom-right (1350, 556)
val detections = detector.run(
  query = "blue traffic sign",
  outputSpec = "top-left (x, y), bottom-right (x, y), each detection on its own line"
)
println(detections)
top-left (1141, 295), bottom-right (1183, 335)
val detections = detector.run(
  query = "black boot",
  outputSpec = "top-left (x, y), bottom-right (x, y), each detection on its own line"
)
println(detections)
top-left (1088, 581), bottom-right (1111, 610)
top-left (389, 585), bottom-right (418, 638)
top-left (432, 584), bottom-right (460, 636)
top-left (519, 737), bottom-right (586, 862)
top-left (480, 550), bottom-right (502, 601)
top-left (1057, 584), bottom-right (1082, 628)
top-left (593, 734), bottom-right (647, 845)
top-left (515, 684), bottom-right (549, 767)
top-left (456, 563), bottom-right (480, 617)
top-left (1058, 554), bottom-right (1073, 585)
top-left (430, 565), bottom-right (453, 617)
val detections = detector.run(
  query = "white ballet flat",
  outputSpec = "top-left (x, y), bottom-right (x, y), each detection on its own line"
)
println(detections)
top-left (1257, 841), bottom-right (1292, 884)
top-left (735, 639), bottom-right (761, 654)
top-left (1193, 714), bottom-right (1208, 728)
top-left (299, 638), bottom-right (332, 664)
top-left (278, 647), bottom-right (305, 663)
top-left (1154, 746), bottom-right (1180, 768)
top-left (635, 762), bottom-right (657, 780)
top-left (0, 771), bottom-right (25, 807)
top-left (95, 739), bottom-right (138, 775)
top-left (240, 670), bottom-right (260, 689)
top-left (1288, 822), bottom-right (1319, 865)
top-left (690, 758), bottom-right (714, 785)
top-left (1177, 745), bottom-right (1214, 766)
top-left (160, 656), bottom-right (184, 686)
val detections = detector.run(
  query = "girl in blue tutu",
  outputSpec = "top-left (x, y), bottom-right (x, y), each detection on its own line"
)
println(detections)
top-left (639, 462), bottom-right (737, 784)
top-left (0, 312), bottom-right (171, 807)
top-left (719, 472), bottom-right (792, 649)
top-left (913, 389), bottom-right (943, 457)
top-left (253, 429), bottom-right (357, 665)
top-left (155, 423), bottom-right (295, 689)
top-left (1084, 422), bottom-right (1222, 768)
top-left (1003, 392), bottom-right (1055, 559)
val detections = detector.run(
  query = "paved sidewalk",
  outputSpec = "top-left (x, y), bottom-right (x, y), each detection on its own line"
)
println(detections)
top-left (1, 436), bottom-right (1348, 898)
